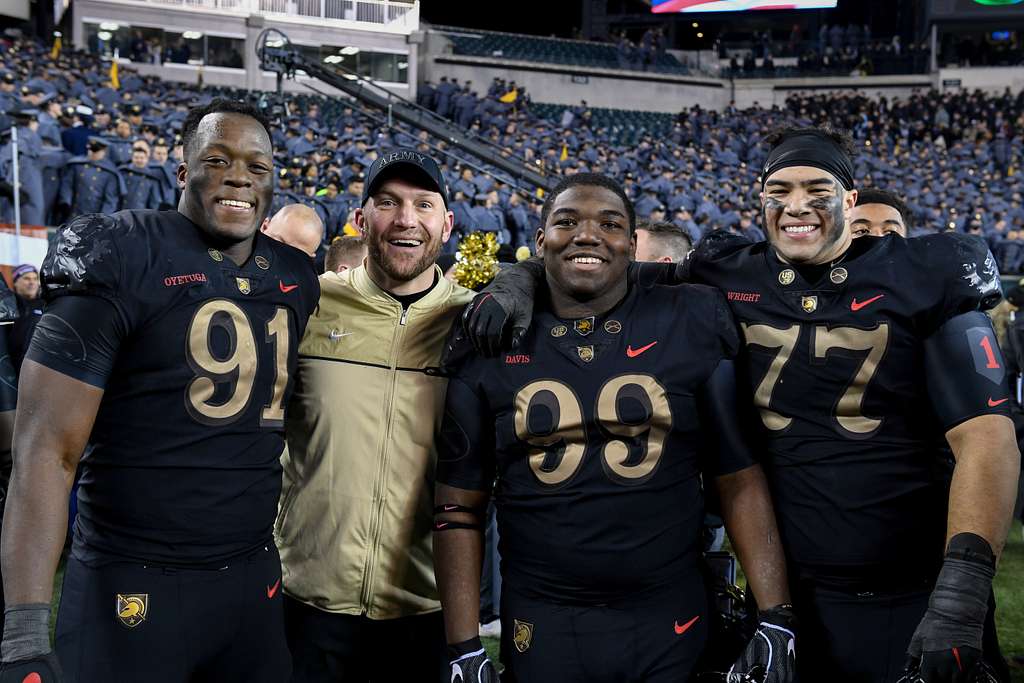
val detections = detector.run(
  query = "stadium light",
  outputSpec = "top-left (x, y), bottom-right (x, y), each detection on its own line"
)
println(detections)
top-left (323, 55), bottom-right (343, 64)
top-left (340, 46), bottom-right (360, 55)
top-left (183, 31), bottom-right (203, 40)
top-left (97, 31), bottom-right (112, 41)
top-left (697, 32), bottom-right (704, 37)
top-left (99, 22), bottom-right (119, 31)
top-left (692, 22), bottom-right (699, 27)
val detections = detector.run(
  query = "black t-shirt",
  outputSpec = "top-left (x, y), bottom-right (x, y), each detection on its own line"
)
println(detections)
top-left (391, 270), bottom-right (440, 310)
top-left (686, 230), bottom-right (1006, 585)
top-left (27, 210), bottom-right (320, 566)
top-left (437, 281), bottom-right (752, 603)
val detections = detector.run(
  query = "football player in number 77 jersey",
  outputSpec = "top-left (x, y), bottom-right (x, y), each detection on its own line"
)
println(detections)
top-left (0, 99), bottom-right (319, 683)
top-left (460, 128), bottom-right (1019, 683)
top-left (434, 174), bottom-right (796, 683)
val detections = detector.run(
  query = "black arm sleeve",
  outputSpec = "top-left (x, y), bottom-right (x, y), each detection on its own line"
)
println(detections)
top-left (24, 295), bottom-right (127, 388)
top-left (698, 359), bottom-right (759, 477)
top-left (0, 328), bottom-right (17, 411)
top-left (628, 260), bottom-right (689, 288)
top-left (436, 374), bottom-right (496, 492)
top-left (924, 311), bottom-right (1012, 431)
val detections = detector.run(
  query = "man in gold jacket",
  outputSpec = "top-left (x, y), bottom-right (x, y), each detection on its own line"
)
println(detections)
top-left (276, 149), bottom-right (474, 681)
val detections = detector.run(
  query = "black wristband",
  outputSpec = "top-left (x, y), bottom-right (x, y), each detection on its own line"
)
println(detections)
top-left (448, 636), bottom-right (485, 659)
top-left (759, 604), bottom-right (798, 631)
top-left (946, 532), bottom-right (995, 568)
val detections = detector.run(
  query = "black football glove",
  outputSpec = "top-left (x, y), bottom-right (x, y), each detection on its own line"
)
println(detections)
top-left (448, 637), bottom-right (498, 683)
top-left (901, 534), bottom-right (995, 683)
top-left (462, 258), bottom-right (544, 357)
top-left (727, 604), bottom-right (796, 683)
top-left (0, 651), bottom-right (63, 683)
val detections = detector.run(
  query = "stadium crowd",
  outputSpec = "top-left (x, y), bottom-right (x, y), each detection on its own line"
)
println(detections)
top-left (0, 23), bottom-right (1022, 683)
top-left (0, 36), bottom-right (1023, 272)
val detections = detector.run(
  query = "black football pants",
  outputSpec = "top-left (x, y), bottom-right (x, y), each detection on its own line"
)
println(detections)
top-left (55, 545), bottom-right (290, 683)
top-left (792, 581), bottom-right (1009, 683)
top-left (283, 594), bottom-right (447, 682)
top-left (498, 576), bottom-right (708, 683)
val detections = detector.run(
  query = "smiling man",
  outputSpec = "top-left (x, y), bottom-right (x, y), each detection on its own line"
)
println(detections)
top-left (276, 148), bottom-right (473, 682)
top-left (462, 127), bottom-right (1019, 683)
top-left (434, 174), bottom-right (795, 683)
top-left (0, 98), bottom-right (320, 683)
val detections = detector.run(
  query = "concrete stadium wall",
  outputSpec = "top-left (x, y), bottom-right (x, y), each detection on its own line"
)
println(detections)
top-left (426, 54), bottom-right (728, 113)
top-left (937, 67), bottom-right (1024, 95)
top-left (73, 0), bottom-right (417, 98)
top-left (730, 74), bottom-right (936, 109)
top-left (424, 53), bottom-right (941, 113)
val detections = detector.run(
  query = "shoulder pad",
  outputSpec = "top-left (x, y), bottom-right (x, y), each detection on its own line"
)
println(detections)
top-left (916, 232), bottom-right (1001, 312)
top-left (40, 213), bottom-right (125, 299)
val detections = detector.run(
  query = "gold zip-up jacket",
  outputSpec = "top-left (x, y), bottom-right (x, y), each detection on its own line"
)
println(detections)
top-left (275, 264), bottom-right (473, 618)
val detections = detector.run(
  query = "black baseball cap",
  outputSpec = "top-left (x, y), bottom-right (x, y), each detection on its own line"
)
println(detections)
top-left (362, 148), bottom-right (449, 208)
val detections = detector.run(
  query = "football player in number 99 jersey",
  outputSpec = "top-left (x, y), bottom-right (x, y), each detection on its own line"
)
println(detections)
top-left (0, 99), bottom-right (319, 683)
top-left (462, 128), bottom-right (1020, 683)
top-left (434, 174), bottom-right (796, 683)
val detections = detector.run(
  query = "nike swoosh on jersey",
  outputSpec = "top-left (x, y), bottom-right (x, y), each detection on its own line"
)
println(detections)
top-left (988, 397), bottom-right (1009, 407)
top-left (266, 578), bottom-right (281, 599)
top-left (329, 330), bottom-right (353, 341)
top-left (674, 615), bottom-right (699, 635)
top-left (850, 294), bottom-right (884, 311)
top-left (626, 341), bottom-right (658, 358)
top-left (279, 281), bottom-right (299, 293)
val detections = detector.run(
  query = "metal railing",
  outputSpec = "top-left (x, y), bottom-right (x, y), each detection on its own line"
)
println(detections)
top-left (97, 0), bottom-right (418, 30)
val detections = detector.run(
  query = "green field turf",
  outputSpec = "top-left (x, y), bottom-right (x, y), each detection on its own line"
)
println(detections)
top-left (483, 521), bottom-right (1024, 680)
top-left (46, 522), bottom-right (1024, 679)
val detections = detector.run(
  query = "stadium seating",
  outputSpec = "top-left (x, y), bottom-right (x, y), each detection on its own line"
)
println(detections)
top-left (436, 26), bottom-right (689, 75)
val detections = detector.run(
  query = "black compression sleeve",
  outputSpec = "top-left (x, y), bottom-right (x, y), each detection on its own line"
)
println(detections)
top-left (628, 260), bottom-right (689, 288)
top-left (0, 330), bottom-right (17, 411)
top-left (24, 295), bottom-right (127, 388)
top-left (924, 311), bottom-right (1012, 430)
top-left (698, 359), bottom-right (758, 476)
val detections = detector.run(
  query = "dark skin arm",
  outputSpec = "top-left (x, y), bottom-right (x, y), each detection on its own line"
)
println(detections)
top-left (433, 483), bottom-right (490, 645)
top-left (715, 463), bottom-right (790, 609)
top-left (1, 360), bottom-right (102, 605)
top-left (945, 414), bottom-right (1020, 558)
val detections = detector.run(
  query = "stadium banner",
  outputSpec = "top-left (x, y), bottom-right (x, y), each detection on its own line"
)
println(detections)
top-left (652, 0), bottom-right (837, 13)
top-left (0, 225), bottom-right (50, 274)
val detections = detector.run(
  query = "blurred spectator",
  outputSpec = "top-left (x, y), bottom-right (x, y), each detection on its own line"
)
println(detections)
top-left (57, 136), bottom-right (122, 220)
top-left (324, 235), bottom-right (366, 274)
top-left (634, 221), bottom-right (692, 263)
top-left (120, 140), bottom-right (163, 210)
top-left (261, 203), bottom-right (323, 258)
top-left (0, 109), bottom-right (45, 226)
top-left (7, 264), bottom-right (42, 372)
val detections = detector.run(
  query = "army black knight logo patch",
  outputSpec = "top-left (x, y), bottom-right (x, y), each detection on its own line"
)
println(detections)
top-left (116, 593), bottom-right (148, 628)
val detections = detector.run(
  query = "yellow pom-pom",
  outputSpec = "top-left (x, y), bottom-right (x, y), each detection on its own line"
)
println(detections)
top-left (515, 246), bottom-right (532, 262)
top-left (453, 232), bottom-right (500, 289)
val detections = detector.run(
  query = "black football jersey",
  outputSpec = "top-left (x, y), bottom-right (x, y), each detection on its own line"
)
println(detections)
top-left (437, 282), bottom-right (753, 603)
top-left (34, 210), bottom-right (319, 566)
top-left (687, 231), bottom-right (1007, 583)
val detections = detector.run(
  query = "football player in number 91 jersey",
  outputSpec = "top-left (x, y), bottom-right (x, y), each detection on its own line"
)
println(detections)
top-left (0, 99), bottom-right (319, 683)
top-left (461, 128), bottom-right (1020, 683)
top-left (434, 174), bottom-right (796, 683)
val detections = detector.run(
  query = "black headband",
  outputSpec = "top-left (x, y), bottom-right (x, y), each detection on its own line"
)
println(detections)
top-left (762, 132), bottom-right (855, 191)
